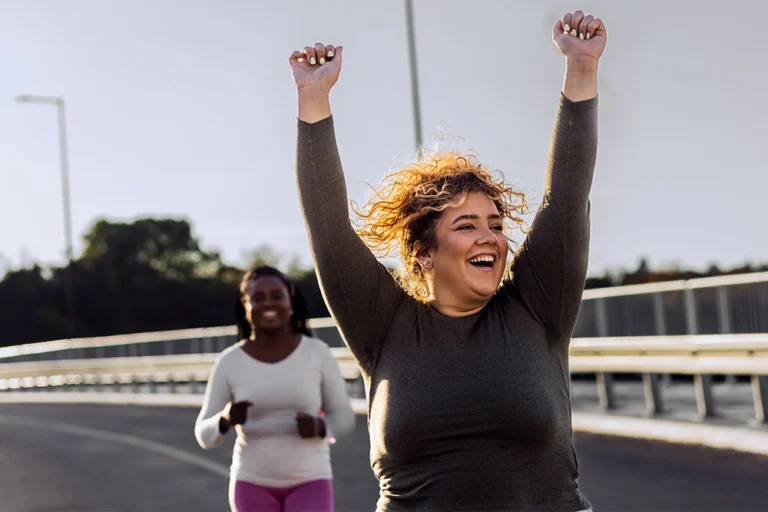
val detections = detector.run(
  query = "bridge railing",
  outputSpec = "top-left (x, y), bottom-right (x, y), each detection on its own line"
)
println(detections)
top-left (0, 318), bottom-right (339, 364)
top-left (1, 272), bottom-right (767, 425)
top-left (2, 333), bottom-right (767, 426)
top-left (2, 272), bottom-right (767, 365)
top-left (574, 271), bottom-right (768, 338)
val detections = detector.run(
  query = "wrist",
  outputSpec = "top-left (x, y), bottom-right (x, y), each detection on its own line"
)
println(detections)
top-left (297, 85), bottom-right (330, 101)
top-left (562, 57), bottom-right (598, 103)
top-left (297, 87), bottom-right (331, 124)
top-left (565, 55), bottom-right (598, 73)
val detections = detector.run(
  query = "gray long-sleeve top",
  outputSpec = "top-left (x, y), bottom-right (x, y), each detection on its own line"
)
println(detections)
top-left (295, 93), bottom-right (598, 511)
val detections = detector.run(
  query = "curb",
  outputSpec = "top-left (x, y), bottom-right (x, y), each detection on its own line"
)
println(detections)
top-left (571, 412), bottom-right (768, 456)
top-left (2, 392), bottom-right (766, 456)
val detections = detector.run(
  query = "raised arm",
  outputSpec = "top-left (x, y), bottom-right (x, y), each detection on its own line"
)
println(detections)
top-left (508, 12), bottom-right (606, 340)
top-left (289, 44), bottom-right (405, 369)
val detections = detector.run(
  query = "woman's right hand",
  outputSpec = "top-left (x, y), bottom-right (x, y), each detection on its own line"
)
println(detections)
top-left (289, 43), bottom-right (343, 95)
top-left (220, 400), bottom-right (253, 431)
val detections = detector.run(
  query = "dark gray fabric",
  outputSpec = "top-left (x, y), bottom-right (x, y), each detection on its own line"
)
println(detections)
top-left (296, 93), bottom-right (598, 511)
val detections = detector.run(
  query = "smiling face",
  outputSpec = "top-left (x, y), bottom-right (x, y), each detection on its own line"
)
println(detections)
top-left (243, 275), bottom-right (293, 335)
top-left (423, 191), bottom-right (509, 313)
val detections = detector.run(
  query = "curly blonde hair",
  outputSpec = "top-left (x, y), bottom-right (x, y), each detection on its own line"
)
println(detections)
top-left (352, 151), bottom-right (529, 302)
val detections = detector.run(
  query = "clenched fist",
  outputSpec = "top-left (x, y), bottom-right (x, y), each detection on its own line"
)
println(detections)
top-left (289, 43), bottom-right (343, 94)
top-left (553, 11), bottom-right (606, 63)
top-left (219, 400), bottom-right (253, 433)
top-left (296, 412), bottom-right (326, 439)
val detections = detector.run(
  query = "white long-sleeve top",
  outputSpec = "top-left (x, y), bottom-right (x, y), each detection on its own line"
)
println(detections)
top-left (194, 336), bottom-right (356, 488)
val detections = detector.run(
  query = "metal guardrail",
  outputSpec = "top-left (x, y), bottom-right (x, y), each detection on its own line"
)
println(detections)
top-left (575, 271), bottom-right (768, 338)
top-left (1, 272), bottom-right (767, 426)
top-left (2, 334), bottom-right (767, 426)
top-left (2, 272), bottom-right (767, 365)
top-left (0, 317), bottom-right (339, 363)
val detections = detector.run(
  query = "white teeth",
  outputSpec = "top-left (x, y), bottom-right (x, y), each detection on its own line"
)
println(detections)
top-left (469, 255), bottom-right (495, 264)
top-left (263, 311), bottom-right (278, 318)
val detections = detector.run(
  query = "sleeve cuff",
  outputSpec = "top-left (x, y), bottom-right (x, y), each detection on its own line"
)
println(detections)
top-left (559, 92), bottom-right (598, 111)
top-left (297, 114), bottom-right (334, 129)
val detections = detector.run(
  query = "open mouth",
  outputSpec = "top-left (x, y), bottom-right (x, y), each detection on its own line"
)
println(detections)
top-left (468, 255), bottom-right (496, 270)
top-left (262, 311), bottom-right (279, 320)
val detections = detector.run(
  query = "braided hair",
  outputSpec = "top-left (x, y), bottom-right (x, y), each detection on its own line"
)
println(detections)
top-left (235, 266), bottom-right (313, 340)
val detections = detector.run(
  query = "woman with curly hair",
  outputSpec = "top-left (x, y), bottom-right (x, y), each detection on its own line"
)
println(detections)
top-left (289, 10), bottom-right (605, 512)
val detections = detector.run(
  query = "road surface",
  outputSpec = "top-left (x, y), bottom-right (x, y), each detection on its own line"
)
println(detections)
top-left (1, 403), bottom-right (767, 511)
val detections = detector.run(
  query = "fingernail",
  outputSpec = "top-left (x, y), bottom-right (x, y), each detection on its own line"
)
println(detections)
top-left (570, 29), bottom-right (578, 37)
top-left (327, 50), bottom-right (334, 57)
top-left (319, 57), bottom-right (325, 65)
top-left (579, 32), bottom-right (584, 40)
top-left (586, 32), bottom-right (591, 39)
top-left (564, 24), bottom-right (570, 32)
top-left (310, 57), bottom-right (316, 65)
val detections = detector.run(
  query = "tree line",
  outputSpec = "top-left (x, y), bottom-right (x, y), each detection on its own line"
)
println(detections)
top-left (1, 217), bottom-right (765, 347)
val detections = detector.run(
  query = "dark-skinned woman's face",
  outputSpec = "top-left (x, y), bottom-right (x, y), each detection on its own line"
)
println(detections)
top-left (244, 276), bottom-right (293, 333)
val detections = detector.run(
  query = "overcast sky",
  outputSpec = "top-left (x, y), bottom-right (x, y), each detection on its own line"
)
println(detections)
top-left (1, 0), bottom-right (765, 277)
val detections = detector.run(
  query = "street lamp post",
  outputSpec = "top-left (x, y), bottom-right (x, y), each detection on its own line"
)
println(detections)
top-left (404, 0), bottom-right (423, 153)
top-left (15, 94), bottom-right (77, 338)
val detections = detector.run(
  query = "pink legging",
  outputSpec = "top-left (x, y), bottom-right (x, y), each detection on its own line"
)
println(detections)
top-left (229, 479), bottom-right (334, 512)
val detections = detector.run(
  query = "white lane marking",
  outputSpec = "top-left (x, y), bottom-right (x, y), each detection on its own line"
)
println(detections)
top-left (0, 414), bottom-right (230, 477)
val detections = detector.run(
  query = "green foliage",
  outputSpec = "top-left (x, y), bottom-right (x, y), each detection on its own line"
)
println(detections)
top-left (2, 217), bottom-right (765, 346)
top-left (0, 217), bottom-right (325, 346)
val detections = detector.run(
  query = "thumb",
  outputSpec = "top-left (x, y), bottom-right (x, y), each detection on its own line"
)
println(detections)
top-left (552, 19), bottom-right (565, 40)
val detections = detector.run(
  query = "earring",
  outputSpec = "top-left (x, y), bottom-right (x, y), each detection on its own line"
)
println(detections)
top-left (421, 260), bottom-right (433, 268)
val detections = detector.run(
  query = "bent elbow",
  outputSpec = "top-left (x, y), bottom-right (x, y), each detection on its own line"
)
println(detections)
top-left (194, 425), bottom-right (223, 450)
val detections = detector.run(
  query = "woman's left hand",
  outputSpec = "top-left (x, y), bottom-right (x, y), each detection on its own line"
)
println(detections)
top-left (296, 412), bottom-right (325, 438)
top-left (552, 10), bottom-right (607, 64)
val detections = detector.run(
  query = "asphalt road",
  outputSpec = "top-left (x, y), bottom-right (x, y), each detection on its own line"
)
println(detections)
top-left (1, 404), bottom-right (767, 511)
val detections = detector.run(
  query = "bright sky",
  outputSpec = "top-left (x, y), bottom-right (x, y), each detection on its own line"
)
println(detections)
top-left (1, 0), bottom-right (765, 277)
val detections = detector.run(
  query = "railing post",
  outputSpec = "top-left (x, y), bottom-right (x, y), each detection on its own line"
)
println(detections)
top-left (653, 292), bottom-right (672, 386)
top-left (594, 299), bottom-right (615, 410)
top-left (716, 286), bottom-right (737, 385)
top-left (168, 374), bottom-right (177, 394)
top-left (716, 286), bottom-right (732, 334)
top-left (684, 288), bottom-right (698, 335)
top-left (653, 292), bottom-right (667, 336)
top-left (148, 376), bottom-right (157, 394)
top-left (595, 298), bottom-right (609, 337)
top-left (596, 373), bottom-right (616, 410)
top-left (694, 374), bottom-right (716, 419)
top-left (642, 373), bottom-right (664, 416)
top-left (750, 375), bottom-right (768, 425)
